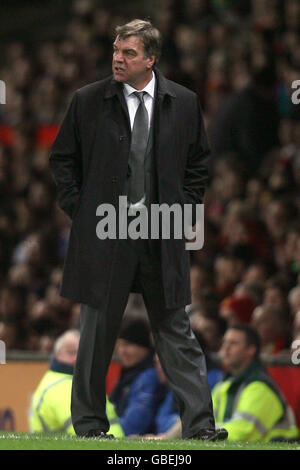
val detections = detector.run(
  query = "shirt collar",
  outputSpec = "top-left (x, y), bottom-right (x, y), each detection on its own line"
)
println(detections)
top-left (123, 71), bottom-right (156, 99)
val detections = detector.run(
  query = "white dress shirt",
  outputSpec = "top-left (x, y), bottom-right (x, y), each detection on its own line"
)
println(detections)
top-left (123, 72), bottom-right (156, 214)
top-left (123, 71), bottom-right (156, 130)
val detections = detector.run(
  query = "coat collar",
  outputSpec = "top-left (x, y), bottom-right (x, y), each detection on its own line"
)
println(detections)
top-left (50, 357), bottom-right (74, 375)
top-left (222, 358), bottom-right (264, 385)
top-left (103, 67), bottom-right (176, 100)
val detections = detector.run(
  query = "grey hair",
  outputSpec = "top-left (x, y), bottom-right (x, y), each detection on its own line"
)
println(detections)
top-left (53, 329), bottom-right (80, 356)
top-left (115, 19), bottom-right (162, 63)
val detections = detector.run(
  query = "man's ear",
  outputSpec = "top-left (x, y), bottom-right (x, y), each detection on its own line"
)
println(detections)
top-left (146, 55), bottom-right (156, 69)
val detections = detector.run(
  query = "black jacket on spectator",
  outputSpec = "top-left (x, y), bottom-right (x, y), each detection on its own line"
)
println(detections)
top-left (109, 353), bottom-right (154, 417)
top-left (210, 83), bottom-right (280, 175)
top-left (49, 68), bottom-right (210, 310)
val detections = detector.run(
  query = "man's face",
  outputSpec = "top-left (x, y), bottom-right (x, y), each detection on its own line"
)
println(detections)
top-left (221, 329), bottom-right (255, 374)
top-left (58, 335), bottom-right (79, 366)
top-left (112, 35), bottom-right (154, 89)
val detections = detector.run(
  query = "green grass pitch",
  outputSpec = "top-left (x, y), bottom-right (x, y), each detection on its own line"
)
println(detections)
top-left (0, 432), bottom-right (299, 451)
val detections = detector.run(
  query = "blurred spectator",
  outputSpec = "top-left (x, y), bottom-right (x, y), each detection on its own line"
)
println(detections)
top-left (140, 330), bottom-right (224, 440)
top-left (219, 294), bottom-right (256, 326)
top-left (192, 329), bottom-right (224, 389)
top-left (69, 302), bottom-right (81, 329)
top-left (234, 281), bottom-right (264, 306)
top-left (214, 253), bottom-right (248, 299)
top-left (212, 324), bottom-right (299, 441)
top-left (242, 262), bottom-right (270, 288)
top-left (288, 286), bottom-right (300, 317)
top-left (189, 310), bottom-right (226, 353)
top-left (210, 61), bottom-right (280, 177)
top-left (109, 317), bottom-right (163, 437)
top-left (139, 353), bottom-right (180, 440)
top-left (29, 329), bottom-right (123, 437)
top-left (263, 279), bottom-right (290, 312)
top-left (251, 304), bottom-right (291, 355)
top-left (0, 285), bottom-right (26, 322)
top-left (263, 198), bottom-right (296, 247)
top-left (189, 262), bottom-right (216, 306)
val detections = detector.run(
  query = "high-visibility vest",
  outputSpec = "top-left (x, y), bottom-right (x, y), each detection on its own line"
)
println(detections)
top-left (212, 360), bottom-right (299, 442)
top-left (29, 370), bottom-right (124, 437)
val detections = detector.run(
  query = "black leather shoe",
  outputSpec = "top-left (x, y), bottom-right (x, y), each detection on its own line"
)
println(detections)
top-left (81, 430), bottom-right (115, 439)
top-left (191, 428), bottom-right (228, 441)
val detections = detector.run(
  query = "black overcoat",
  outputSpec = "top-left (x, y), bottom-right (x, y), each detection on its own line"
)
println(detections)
top-left (49, 68), bottom-right (210, 310)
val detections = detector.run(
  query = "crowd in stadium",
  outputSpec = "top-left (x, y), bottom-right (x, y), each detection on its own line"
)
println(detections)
top-left (0, 0), bottom-right (299, 366)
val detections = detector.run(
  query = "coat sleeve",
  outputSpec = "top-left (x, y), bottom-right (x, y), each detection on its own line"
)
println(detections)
top-left (49, 92), bottom-right (82, 219)
top-left (183, 99), bottom-right (210, 226)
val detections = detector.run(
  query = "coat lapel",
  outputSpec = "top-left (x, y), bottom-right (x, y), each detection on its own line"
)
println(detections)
top-left (103, 77), bottom-right (131, 134)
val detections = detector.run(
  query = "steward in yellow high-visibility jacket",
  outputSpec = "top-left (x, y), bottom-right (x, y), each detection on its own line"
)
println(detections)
top-left (29, 357), bottom-right (124, 438)
top-left (212, 358), bottom-right (299, 442)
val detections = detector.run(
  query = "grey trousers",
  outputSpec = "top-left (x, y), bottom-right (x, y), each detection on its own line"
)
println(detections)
top-left (71, 237), bottom-right (215, 438)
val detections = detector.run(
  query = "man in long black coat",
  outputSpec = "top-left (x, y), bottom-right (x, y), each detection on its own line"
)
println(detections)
top-left (49, 19), bottom-right (227, 441)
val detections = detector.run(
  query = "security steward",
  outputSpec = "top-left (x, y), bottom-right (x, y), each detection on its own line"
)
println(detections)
top-left (212, 324), bottom-right (299, 442)
top-left (29, 329), bottom-right (123, 437)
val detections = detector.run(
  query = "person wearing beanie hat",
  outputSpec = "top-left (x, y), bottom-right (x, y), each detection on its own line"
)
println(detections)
top-left (118, 317), bottom-right (153, 350)
top-left (109, 316), bottom-right (164, 436)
